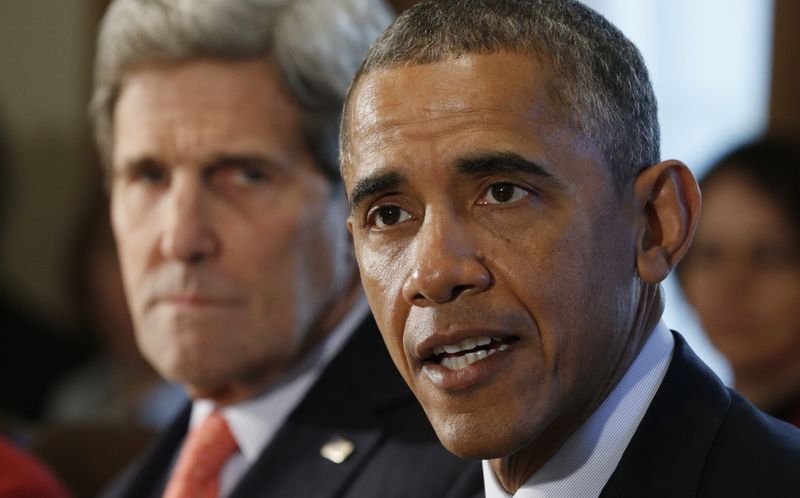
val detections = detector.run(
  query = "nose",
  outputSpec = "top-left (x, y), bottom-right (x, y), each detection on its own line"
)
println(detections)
top-left (159, 175), bottom-right (219, 263)
top-left (401, 211), bottom-right (492, 306)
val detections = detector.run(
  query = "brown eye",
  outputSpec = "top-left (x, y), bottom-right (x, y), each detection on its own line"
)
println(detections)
top-left (236, 165), bottom-right (266, 183)
top-left (479, 182), bottom-right (529, 204)
top-left (126, 159), bottom-right (168, 185)
top-left (492, 184), bottom-right (514, 202)
top-left (369, 205), bottom-right (411, 229)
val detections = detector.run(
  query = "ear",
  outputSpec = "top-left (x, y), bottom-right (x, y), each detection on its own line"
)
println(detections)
top-left (634, 160), bottom-right (701, 284)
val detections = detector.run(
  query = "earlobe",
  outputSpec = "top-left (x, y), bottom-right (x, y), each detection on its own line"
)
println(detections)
top-left (634, 160), bottom-right (701, 283)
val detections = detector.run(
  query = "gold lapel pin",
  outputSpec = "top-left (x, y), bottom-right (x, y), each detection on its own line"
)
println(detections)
top-left (320, 436), bottom-right (355, 464)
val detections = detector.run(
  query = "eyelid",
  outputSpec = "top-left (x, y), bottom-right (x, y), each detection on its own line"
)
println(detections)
top-left (365, 202), bottom-right (413, 230)
top-left (208, 159), bottom-right (274, 186)
top-left (476, 181), bottom-right (534, 205)
top-left (354, 191), bottom-right (399, 222)
top-left (124, 160), bottom-right (168, 183)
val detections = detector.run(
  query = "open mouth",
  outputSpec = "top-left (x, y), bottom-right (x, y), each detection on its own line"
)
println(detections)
top-left (427, 336), bottom-right (519, 370)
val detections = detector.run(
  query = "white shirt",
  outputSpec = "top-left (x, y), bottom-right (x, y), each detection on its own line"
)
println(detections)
top-left (483, 321), bottom-right (674, 498)
top-left (189, 294), bottom-right (370, 498)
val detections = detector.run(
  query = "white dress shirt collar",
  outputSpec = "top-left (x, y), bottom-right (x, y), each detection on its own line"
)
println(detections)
top-left (483, 321), bottom-right (674, 498)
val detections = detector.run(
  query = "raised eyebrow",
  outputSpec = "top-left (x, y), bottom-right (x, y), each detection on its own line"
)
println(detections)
top-left (455, 152), bottom-right (564, 189)
top-left (348, 171), bottom-right (405, 211)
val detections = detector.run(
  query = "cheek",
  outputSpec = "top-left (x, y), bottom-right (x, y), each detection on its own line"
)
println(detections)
top-left (236, 210), bottom-right (308, 280)
top-left (503, 225), bottom-right (635, 376)
top-left (356, 241), bottom-right (411, 358)
top-left (297, 216), bottom-right (346, 287)
top-left (287, 189), bottom-right (349, 267)
top-left (755, 274), bottom-right (800, 336)
top-left (498, 231), bottom-right (592, 327)
top-left (111, 214), bottom-right (151, 307)
top-left (356, 239), bottom-right (408, 314)
top-left (680, 272), bottom-right (705, 309)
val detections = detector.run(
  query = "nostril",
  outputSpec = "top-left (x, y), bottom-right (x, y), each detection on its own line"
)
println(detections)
top-left (450, 284), bottom-right (473, 300)
top-left (187, 251), bottom-right (206, 264)
top-left (411, 283), bottom-right (476, 305)
top-left (402, 252), bottom-right (493, 306)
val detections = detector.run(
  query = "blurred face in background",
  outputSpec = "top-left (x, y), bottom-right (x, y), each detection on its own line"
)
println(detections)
top-left (110, 59), bottom-right (355, 403)
top-left (681, 171), bottom-right (800, 378)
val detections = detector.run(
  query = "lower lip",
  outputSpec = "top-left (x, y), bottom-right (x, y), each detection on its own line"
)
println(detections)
top-left (420, 345), bottom-right (514, 391)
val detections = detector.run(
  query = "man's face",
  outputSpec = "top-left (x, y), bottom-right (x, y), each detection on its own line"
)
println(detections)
top-left (343, 53), bottom-right (644, 460)
top-left (111, 59), bottom-right (354, 402)
top-left (682, 172), bottom-right (800, 377)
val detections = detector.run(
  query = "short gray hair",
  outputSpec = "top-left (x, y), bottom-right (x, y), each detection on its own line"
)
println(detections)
top-left (341, 0), bottom-right (659, 190)
top-left (91, 0), bottom-right (394, 179)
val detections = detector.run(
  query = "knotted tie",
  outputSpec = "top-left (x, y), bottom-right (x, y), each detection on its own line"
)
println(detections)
top-left (163, 411), bottom-right (238, 498)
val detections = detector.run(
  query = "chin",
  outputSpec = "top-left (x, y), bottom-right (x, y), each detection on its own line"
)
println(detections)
top-left (185, 383), bottom-right (241, 404)
top-left (157, 356), bottom-right (222, 394)
top-left (438, 431), bottom-right (519, 461)
top-left (431, 413), bottom-right (522, 460)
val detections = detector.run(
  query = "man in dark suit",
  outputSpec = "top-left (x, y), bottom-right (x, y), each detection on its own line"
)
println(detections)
top-left (92, 0), bottom-right (481, 496)
top-left (339, 1), bottom-right (800, 496)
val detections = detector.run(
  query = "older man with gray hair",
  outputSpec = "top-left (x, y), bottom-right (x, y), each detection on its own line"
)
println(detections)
top-left (92, 0), bottom-right (481, 497)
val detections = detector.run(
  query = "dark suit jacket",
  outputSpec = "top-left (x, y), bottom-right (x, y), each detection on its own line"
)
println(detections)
top-left (600, 331), bottom-right (800, 497)
top-left (102, 315), bottom-right (482, 498)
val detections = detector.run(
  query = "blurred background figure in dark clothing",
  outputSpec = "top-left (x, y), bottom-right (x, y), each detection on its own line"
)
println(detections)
top-left (678, 136), bottom-right (800, 426)
top-left (1, 112), bottom-right (183, 497)
top-left (0, 113), bottom-right (90, 425)
top-left (31, 180), bottom-right (184, 498)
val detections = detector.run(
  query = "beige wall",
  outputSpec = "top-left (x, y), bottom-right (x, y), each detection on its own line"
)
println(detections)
top-left (0, 1), bottom-right (95, 321)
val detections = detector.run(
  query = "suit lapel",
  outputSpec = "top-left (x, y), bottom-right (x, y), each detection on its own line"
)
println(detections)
top-left (600, 332), bottom-right (731, 498)
top-left (231, 315), bottom-right (412, 498)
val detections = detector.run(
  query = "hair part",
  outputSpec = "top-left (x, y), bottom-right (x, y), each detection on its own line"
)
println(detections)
top-left (341, 0), bottom-right (660, 190)
top-left (91, 0), bottom-right (393, 180)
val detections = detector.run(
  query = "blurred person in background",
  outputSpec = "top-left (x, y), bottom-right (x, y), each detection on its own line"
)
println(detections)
top-left (0, 435), bottom-right (72, 498)
top-left (679, 136), bottom-right (800, 427)
top-left (92, 0), bottom-right (482, 497)
top-left (32, 186), bottom-right (186, 498)
top-left (0, 110), bottom-right (90, 425)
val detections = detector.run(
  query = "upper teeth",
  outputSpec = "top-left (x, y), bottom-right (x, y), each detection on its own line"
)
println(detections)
top-left (439, 343), bottom-right (510, 370)
top-left (433, 336), bottom-right (492, 356)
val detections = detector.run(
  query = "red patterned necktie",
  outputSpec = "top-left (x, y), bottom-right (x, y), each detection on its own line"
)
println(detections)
top-left (163, 410), bottom-right (239, 498)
